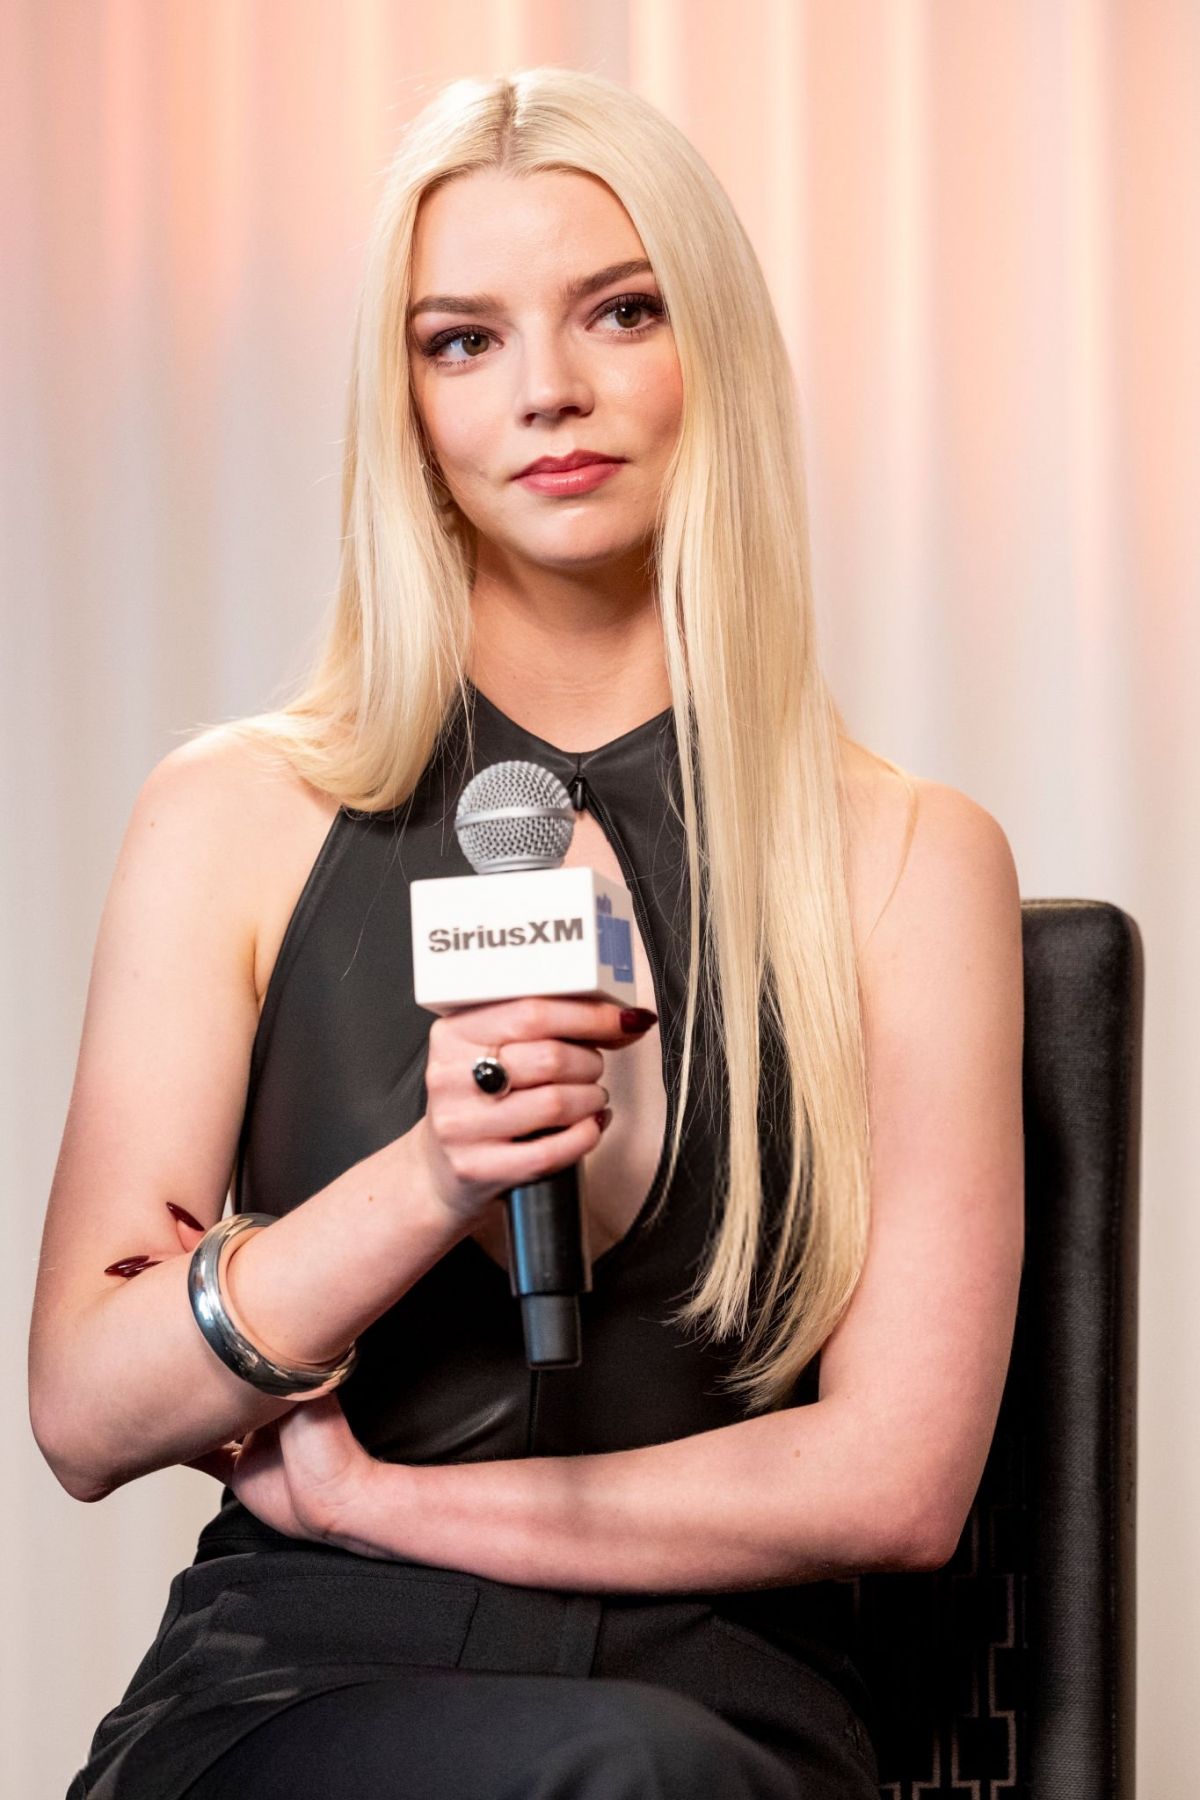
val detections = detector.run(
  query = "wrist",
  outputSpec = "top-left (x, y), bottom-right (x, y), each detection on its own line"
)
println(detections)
top-left (394, 1117), bottom-right (475, 1245)
top-left (217, 1136), bottom-right (468, 1374)
top-left (201, 1216), bottom-right (358, 1398)
top-left (327, 1454), bottom-right (420, 1561)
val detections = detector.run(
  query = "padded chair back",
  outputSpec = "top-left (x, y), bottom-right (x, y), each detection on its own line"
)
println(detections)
top-left (851, 899), bottom-right (1142, 1799)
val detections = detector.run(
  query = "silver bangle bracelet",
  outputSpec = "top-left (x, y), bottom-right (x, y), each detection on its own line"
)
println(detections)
top-left (187, 1213), bottom-right (359, 1398)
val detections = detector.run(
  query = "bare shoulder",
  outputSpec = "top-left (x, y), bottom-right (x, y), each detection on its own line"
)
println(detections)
top-left (152, 721), bottom-right (307, 814)
top-left (839, 739), bottom-right (1020, 961)
top-left (145, 725), bottom-right (341, 1009)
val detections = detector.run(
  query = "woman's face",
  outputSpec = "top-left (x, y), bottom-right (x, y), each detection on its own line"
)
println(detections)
top-left (407, 168), bottom-right (682, 574)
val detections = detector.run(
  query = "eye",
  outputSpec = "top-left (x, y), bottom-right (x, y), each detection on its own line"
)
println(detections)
top-left (419, 292), bottom-right (667, 369)
top-left (593, 293), bottom-right (667, 336)
top-left (422, 327), bottom-right (492, 365)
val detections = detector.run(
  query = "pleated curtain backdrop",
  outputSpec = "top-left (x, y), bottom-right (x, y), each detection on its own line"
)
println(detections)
top-left (3, 3), bottom-right (1195, 1795)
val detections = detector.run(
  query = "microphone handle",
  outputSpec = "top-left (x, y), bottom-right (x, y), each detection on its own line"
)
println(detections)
top-left (504, 1129), bottom-right (593, 1370)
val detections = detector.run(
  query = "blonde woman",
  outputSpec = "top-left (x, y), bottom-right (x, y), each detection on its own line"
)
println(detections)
top-left (33, 67), bottom-right (1025, 1800)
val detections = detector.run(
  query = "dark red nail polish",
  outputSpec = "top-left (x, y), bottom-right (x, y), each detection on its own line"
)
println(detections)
top-left (619, 1007), bottom-right (658, 1032)
top-left (105, 1256), bottom-right (161, 1277)
top-left (594, 1109), bottom-right (612, 1130)
top-left (166, 1202), bottom-right (204, 1232)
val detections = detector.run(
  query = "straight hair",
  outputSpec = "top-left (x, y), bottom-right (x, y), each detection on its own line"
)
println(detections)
top-left (212, 67), bottom-right (917, 1412)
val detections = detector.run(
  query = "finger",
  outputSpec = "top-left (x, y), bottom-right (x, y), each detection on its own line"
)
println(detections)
top-left (104, 1256), bottom-right (162, 1277)
top-left (443, 996), bottom-right (657, 1048)
top-left (456, 1076), bottom-right (610, 1143)
top-left (460, 1037), bottom-right (607, 1094)
top-left (104, 1203), bottom-right (208, 1280)
top-left (184, 1442), bottom-right (240, 1484)
top-left (166, 1202), bottom-right (209, 1252)
top-left (436, 1109), bottom-right (610, 1189)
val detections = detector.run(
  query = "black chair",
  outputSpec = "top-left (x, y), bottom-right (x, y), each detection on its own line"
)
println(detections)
top-left (847, 899), bottom-right (1142, 1799)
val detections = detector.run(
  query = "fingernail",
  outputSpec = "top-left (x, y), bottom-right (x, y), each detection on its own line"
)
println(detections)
top-left (619, 1007), bottom-right (658, 1032)
top-left (166, 1202), bottom-right (203, 1231)
top-left (594, 1109), bottom-right (612, 1130)
top-left (105, 1257), bottom-right (161, 1277)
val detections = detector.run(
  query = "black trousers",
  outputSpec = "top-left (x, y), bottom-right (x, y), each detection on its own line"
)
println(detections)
top-left (183, 1670), bottom-right (846, 1799)
top-left (70, 1550), bottom-right (880, 1799)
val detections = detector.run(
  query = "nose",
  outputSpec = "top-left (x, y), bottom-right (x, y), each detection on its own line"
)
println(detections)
top-left (513, 328), bottom-right (594, 424)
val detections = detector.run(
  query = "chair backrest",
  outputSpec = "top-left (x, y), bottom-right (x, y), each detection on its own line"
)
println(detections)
top-left (849, 899), bottom-right (1142, 1800)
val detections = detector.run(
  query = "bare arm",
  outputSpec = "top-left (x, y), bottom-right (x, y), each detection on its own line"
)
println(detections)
top-left (37, 1135), bottom-right (470, 1503)
top-left (326, 1405), bottom-right (930, 1588)
top-left (27, 734), bottom-right (472, 1503)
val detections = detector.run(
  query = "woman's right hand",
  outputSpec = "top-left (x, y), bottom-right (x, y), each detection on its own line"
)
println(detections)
top-left (412, 997), bottom-right (658, 1227)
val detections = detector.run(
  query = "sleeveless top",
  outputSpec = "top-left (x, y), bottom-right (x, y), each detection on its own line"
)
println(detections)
top-left (192, 679), bottom-right (861, 1678)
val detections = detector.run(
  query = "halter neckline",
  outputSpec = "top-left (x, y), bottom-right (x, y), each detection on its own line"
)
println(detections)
top-left (464, 677), bottom-right (674, 765)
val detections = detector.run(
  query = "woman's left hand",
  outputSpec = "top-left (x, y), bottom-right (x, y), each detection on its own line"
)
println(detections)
top-left (189, 1392), bottom-right (379, 1545)
top-left (138, 1207), bottom-right (384, 1547)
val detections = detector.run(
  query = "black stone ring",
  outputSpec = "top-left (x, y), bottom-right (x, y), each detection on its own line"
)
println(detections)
top-left (472, 1051), bottom-right (511, 1096)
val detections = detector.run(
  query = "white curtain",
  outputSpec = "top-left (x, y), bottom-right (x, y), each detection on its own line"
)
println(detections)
top-left (4, 3), bottom-right (1195, 1793)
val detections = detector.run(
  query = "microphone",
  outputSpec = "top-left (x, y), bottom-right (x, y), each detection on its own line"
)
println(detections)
top-left (410, 759), bottom-right (640, 1369)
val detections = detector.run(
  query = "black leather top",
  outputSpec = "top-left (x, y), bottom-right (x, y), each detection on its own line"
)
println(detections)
top-left (191, 681), bottom-right (860, 1683)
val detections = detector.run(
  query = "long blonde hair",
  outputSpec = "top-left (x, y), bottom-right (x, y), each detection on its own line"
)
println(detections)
top-left (213, 67), bottom-right (916, 1412)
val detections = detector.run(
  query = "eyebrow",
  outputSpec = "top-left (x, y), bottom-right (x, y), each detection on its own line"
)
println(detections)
top-left (406, 258), bottom-right (657, 323)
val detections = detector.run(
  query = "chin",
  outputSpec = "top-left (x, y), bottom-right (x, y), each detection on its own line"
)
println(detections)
top-left (525, 539), bottom-right (646, 574)
top-left (518, 513), bottom-right (653, 559)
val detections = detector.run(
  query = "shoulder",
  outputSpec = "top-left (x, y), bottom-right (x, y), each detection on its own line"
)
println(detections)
top-left (130, 726), bottom-right (296, 894)
top-left (839, 739), bottom-right (1021, 962)
top-left (145, 721), bottom-right (300, 811)
top-left (133, 725), bottom-right (341, 1004)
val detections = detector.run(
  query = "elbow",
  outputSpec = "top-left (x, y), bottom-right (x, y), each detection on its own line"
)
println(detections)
top-left (29, 1405), bottom-right (117, 1505)
top-left (898, 1500), bottom-right (965, 1572)
top-left (865, 1483), bottom-right (964, 1573)
top-left (65, 1473), bottom-right (118, 1505)
top-left (70, 1460), bottom-right (122, 1504)
top-left (37, 1445), bottom-right (117, 1505)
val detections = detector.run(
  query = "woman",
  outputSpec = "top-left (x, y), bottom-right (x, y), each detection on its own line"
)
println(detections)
top-left (31, 66), bottom-right (1025, 1800)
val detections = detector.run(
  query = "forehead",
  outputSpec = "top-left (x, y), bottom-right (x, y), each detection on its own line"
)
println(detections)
top-left (410, 168), bottom-right (647, 288)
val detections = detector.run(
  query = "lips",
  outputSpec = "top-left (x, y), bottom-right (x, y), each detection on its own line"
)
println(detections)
top-left (514, 451), bottom-right (625, 479)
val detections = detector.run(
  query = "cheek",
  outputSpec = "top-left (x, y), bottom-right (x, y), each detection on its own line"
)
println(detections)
top-left (415, 382), bottom-right (491, 477)
top-left (626, 353), bottom-right (683, 448)
top-left (657, 373), bottom-right (684, 444)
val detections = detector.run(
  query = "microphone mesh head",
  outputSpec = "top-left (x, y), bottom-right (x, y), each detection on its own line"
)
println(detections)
top-left (455, 760), bottom-right (576, 872)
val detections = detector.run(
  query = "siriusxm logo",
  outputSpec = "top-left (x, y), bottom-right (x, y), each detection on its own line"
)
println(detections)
top-left (596, 893), bottom-right (634, 984)
top-left (425, 896), bottom-right (634, 986)
top-left (428, 916), bottom-right (585, 952)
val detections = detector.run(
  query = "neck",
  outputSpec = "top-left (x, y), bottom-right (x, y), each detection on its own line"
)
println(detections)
top-left (466, 559), bottom-right (673, 749)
